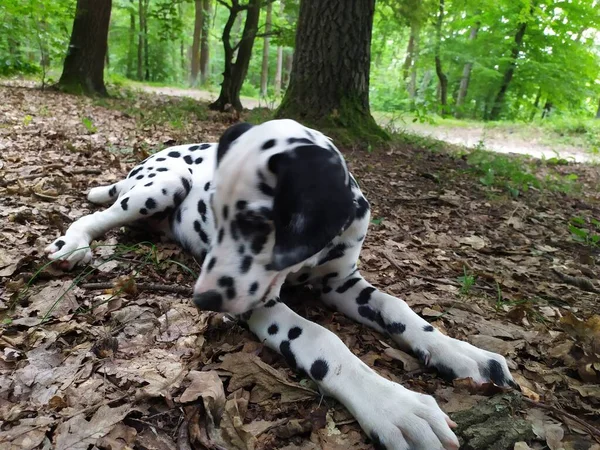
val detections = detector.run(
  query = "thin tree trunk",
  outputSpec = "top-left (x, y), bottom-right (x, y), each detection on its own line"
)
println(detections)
top-left (200, 0), bottom-right (211, 85)
top-left (455, 21), bottom-right (480, 116)
top-left (434, 0), bottom-right (449, 116)
top-left (596, 98), bottom-right (600, 119)
top-left (260, 1), bottom-right (272, 98)
top-left (276, 0), bottom-right (385, 140)
top-left (283, 49), bottom-right (293, 88)
top-left (210, 0), bottom-right (262, 111)
top-left (529, 87), bottom-right (542, 121)
top-left (126, 0), bottom-right (135, 78)
top-left (57, 0), bottom-right (112, 95)
top-left (488, 6), bottom-right (533, 121)
top-left (143, 0), bottom-right (149, 81)
top-left (408, 24), bottom-right (420, 101)
top-left (541, 100), bottom-right (553, 119)
top-left (137, 0), bottom-right (144, 80)
top-left (191, 0), bottom-right (204, 85)
top-left (274, 44), bottom-right (283, 96)
top-left (402, 22), bottom-right (418, 83)
top-left (418, 69), bottom-right (433, 102)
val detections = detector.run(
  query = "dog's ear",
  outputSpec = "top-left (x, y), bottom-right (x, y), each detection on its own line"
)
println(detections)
top-left (269, 146), bottom-right (354, 271)
top-left (217, 122), bottom-right (254, 165)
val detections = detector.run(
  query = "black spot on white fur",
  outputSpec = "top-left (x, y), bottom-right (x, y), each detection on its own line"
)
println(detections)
top-left (310, 359), bottom-right (328, 381)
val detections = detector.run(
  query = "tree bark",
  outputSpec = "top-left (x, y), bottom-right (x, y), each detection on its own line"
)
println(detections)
top-left (402, 21), bottom-right (418, 84)
top-left (143, 0), bottom-right (149, 81)
top-left (596, 98), bottom-right (600, 119)
top-left (260, 1), bottom-right (272, 98)
top-left (434, 0), bottom-right (449, 116)
top-left (455, 21), bottom-right (480, 116)
top-left (136, 0), bottom-right (144, 80)
top-left (529, 87), bottom-right (542, 121)
top-left (276, 0), bottom-right (385, 142)
top-left (191, 0), bottom-right (204, 85)
top-left (283, 49), bottom-right (293, 89)
top-left (488, 7), bottom-right (533, 121)
top-left (57, 0), bottom-right (112, 95)
top-left (407, 24), bottom-right (420, 101)
top-left (210, 0), bottom-right (262, 112)
top-left (200, 0), bottom-right (211, 85)
top-left (126, 0), bottom-right (136, 79)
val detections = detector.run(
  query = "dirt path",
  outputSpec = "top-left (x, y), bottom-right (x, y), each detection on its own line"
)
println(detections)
top-left (138, 84), bottom-right (595, 163)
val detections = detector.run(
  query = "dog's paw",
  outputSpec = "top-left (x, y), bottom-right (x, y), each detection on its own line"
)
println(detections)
top-left (349, 376), bottom-right (459, 450)
top-left (44, 234), bottom-right (92, 270)
top-left (416, 334), bottom-right (516, 388)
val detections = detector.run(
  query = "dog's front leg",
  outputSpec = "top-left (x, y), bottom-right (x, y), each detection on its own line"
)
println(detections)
top-left (321, 273), bottom-right (516, 388)
top-left (244, 299), bottom-right (459, 450)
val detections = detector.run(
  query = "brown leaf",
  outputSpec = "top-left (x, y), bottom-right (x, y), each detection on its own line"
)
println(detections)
top-left (219, 352), bottom-right (317, 404)
top-left (53, 404), bottom-right (131, 450)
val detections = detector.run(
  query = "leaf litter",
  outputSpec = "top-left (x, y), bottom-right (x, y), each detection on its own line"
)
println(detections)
top-left (0, 84), bottom-right (599, 449)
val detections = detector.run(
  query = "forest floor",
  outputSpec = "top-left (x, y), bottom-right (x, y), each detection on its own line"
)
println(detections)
top-left (1, 84), bottom-right (600, 450)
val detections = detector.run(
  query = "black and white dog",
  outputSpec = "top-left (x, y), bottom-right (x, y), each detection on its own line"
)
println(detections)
top-left (46, 119), bottom-right (515, 450)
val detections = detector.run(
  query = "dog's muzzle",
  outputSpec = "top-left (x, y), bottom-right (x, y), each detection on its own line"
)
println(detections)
top-left (193, 290), bottom-right (223, 312)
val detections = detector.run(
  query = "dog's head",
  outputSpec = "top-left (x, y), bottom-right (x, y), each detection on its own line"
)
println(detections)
top-left (192, 119), bottom-right (355, 314)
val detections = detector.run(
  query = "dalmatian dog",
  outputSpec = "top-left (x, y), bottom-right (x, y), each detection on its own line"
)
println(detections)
top-left (46, 119), bottom-right (516, 450)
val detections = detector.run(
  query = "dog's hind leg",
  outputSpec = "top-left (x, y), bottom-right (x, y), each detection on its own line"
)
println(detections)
top-left (87, 180), bottom-right (126, 205)
top-left (320, 272), bottom-right (517, 388)
top-left (243, 298), bottom-right (459, 450)
top-left (45, 172), bottom-right (192, 270)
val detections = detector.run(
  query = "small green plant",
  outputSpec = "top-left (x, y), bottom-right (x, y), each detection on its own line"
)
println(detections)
top-left (569, 216), bottom-right (600, 247)
top-left (466, 149), bottom-right (579, 197)
top-left (370, 217), bottom-right (383, 226)
top-left (23, 115), bottom-right (33, 126)
top-left (81, 116), bottom-right (97, 133)
top-left (457, 267), bottom-right (476, 295)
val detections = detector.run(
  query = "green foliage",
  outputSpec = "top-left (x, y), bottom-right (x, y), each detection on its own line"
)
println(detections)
top-left (569, 216), bottom-right (600, 247)
top-left (466, 149), bottom-right (579, 197)
top-left (81, 117), bottom-right (97, 134)
top-left (457, 267), bottom-right (476, 295)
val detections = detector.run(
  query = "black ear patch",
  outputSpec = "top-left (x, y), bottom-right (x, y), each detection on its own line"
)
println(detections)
top-left (217, 122), bottom-right (254, 165)
top-left (270, 145), bottom-right (354, 270)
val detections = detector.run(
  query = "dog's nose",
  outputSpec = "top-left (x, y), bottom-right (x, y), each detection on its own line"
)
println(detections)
top-left (193, 290), bottom-right (224, 312)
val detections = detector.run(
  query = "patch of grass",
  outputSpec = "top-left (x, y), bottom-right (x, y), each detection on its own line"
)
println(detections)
top-left (569, 216), bottom-right (600, 247)
top-left (465, 149), bottom-right (579, 197)
top-left (457, 267), bottom-right (476, 295)
top-left (81, 116), bottom-right (97, 134)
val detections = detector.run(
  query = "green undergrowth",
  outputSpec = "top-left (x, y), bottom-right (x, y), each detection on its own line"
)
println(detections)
top-left (464, 149), bottom-right (580, 197)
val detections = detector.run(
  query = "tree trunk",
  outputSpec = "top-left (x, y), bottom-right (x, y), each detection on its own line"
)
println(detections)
top-left (529, 87), bottom-right (542, 121)
top-left (276, 0), bottom-right (385, 142)
top-left (191, 0), bottom-right (204, 85)
top-left (275, 45), bottom-right (283, 96)
top-left (260, 1), bottom-right (272, 98)
top-left (143, 0), bottom-right (149, 81)
top-left (126, 0), bottom-right (136, 78)
top-left (274, 0), bottom-right (284, 96)
top-left (596, 98), bottom-right (600, 119)
top-left (402, 21), bottom-right (418, 84)
top-left (407, 24), bottom-right (420, 101)
top-left (434, 0), bottom-right (449, 117)
top-left (455, 21), bottom-right (480, 116)
top-left (488, 7), bottom-right (533, 121)
top-left (210, 0), bottom-right (262, 112)
top-left (137, 0), bottom-right (144, 80)
top-left (541, 100), bottom-right (553, 119)
top-left (200, 0), bottom-right (211, 85)
top-left (57, 0), bottom-right (112, 95)
top-left (283, 49), bottom-right (293, 88)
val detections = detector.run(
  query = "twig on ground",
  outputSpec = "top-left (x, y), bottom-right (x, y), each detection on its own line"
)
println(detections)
top-left (522, 397), bottom-right (600, 443)
top-left (81, 282), bottom-right (193, 296)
